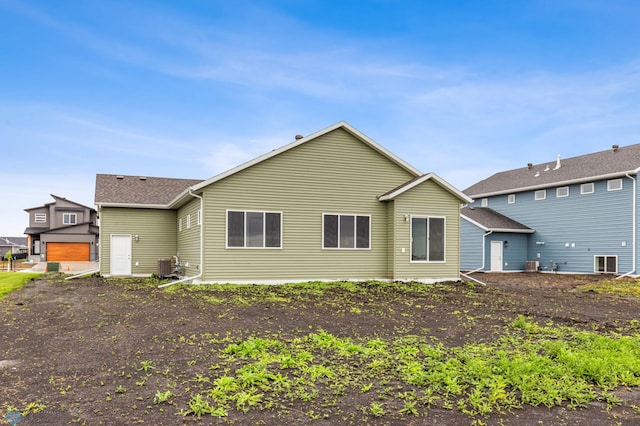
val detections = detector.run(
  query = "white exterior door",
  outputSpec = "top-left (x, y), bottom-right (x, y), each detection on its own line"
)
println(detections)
top-left (110, 234), bottom-right (132, 275)
top-left (490, 241), bottom-right (503, 272)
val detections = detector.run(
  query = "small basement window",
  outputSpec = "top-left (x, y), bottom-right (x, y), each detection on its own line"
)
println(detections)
top-left (595, 255), bottom-right (617, 273)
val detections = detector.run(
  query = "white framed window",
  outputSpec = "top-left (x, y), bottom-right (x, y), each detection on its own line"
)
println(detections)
top-left (580, 182), bottom-right (594, 194)
top-left (227, 210), bottom-right (282, 248)
top-left (480, 198), bottom-right (488, 207)
top-left (178, 218), bottom-right (182, 232)
top-left (411, 216), bottom-right (445, 262)
top-left (63, 213), bottom-right (77, 225)
top-left (594, 255), bottom-right (617, 273)
top-left (197, 210), bottom-right (201, 226)
top-left (507, 194), bottom-right (515, 204)
top-left (607, 179), bottom-right (623, 191)
top-left (186, 214), bottom-right (191, 229)
top-left (556, 186), bottom-right (569, 198)
top-left (35, 213), bottom-right (46, 223)
top-left (323, 214), bottom-right (370, 249)
top-left (534, 190), bottom-right (546, 200)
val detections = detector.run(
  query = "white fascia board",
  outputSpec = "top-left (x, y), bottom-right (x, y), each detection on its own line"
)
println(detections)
top-left (171, 121), bottom-right (422, 206)
top-left (470, 170), bottom-right (637, 199)
top-left (460, 215), bottom-right (534, 233)
top-left (460, 214), bottom-right (489, 231)
top-left (380, 173), bottom-right (473, 203)
top-left (95, 202), bottom-right (172, 209)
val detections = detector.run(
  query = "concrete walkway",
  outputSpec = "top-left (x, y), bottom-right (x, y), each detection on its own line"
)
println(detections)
top-left (18, 261), bottom-right (100, 274)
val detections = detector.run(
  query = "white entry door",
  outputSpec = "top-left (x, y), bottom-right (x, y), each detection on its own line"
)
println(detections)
top-left (110, 234), bottom-right (132, 275)
top-left (490, 241), bottom-right (503, 272)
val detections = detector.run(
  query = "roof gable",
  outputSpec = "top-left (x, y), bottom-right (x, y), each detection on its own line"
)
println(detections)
top-left (465, 143), bottom-right (640, 197)
top-left (379, 173), bottom-right (472, 203)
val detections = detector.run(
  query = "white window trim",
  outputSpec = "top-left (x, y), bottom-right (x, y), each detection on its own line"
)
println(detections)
top-left (225, 209), bottom-right (283, 249)
top-left (186, 214), bottom-right (191, 229)
top-left (507, 194), bottom-right (515, 204)
top-left (534, 189), bottom-right (546, 200)
top-left (480, 198), bottom-right (488, 207)
top-left (34, 213), bottom-right (46, 223)
top-left (594, 255), bottom-right (617, 273)
top-left (410, 215), bottom-right (447, 263)
top-left (607, 179), bottom-right (623, 191)
top-left (178, 218), bottom-right (182, 232)
top-left (580, 182), bottom-right (594, 195)
top-left (556, 186), bottom-right (569, 198)
top-left (63, 212), bottom-right (77, 225)
top-left (322, 213), bottom-right (371, 250)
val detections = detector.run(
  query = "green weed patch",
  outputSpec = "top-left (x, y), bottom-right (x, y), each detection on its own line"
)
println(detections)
top-left (168, 315), bottom-right (640, 420)
top-left (578, 279), bottom-right (640, 298)
top-left (0, 272), bottom-right (42, 299)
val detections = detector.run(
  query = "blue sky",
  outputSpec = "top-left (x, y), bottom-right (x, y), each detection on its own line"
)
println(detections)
top-left (2, 0), bottom-right (640, 236)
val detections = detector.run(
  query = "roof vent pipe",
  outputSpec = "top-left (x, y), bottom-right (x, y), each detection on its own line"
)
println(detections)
top-left (613, 144), bottom-right (619, 152)
top-left (527, 163), bottom-right (533, 169)
top-left (554, 154), bottom-right (561, 170)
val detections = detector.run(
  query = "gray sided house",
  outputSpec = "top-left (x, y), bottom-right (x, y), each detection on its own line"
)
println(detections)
top-left (24, 195), bottom-right (99, 262)
top-left (95, 121), bottom-right (471, 283)
top-left (461, 144), bottom-right (640, 275)
top-left (0, 237), bottom-right (28, 260)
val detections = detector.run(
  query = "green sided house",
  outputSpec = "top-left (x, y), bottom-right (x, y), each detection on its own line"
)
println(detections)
top-left (94, 121), bottom-right (471, 283)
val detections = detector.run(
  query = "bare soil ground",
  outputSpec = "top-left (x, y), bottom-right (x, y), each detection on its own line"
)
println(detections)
top-left (1, 272), bottom-right (639, 425)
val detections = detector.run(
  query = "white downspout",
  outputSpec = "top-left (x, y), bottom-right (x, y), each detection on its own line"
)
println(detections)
top-left (159, 189), bottom-right (204, 288)
top-left (618, 172), bottom-right (637, 278)
top-left (467, 230), bottom-right (493, 274)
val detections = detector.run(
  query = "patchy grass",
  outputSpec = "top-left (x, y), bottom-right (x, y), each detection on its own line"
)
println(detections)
top-left (578, 278), bottom-right (640, 298)
top-left (0, 272), bottom-right (42, 299)
top-left (164, 316), bottom-right (640, 420)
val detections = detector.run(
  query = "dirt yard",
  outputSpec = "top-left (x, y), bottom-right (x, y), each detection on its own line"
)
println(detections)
top-left (1, 272), bottom-right (639, 425)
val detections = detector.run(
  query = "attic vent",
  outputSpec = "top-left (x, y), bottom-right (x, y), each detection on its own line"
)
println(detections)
top-left (613, 144), bottom-right (619, 152)
top-left (527, 163), bottom-right (533, 170)
top-left (139, 176), bottom-right (147, 181)
top-left (294, 134), bottom-right (304, 140)
top-left (116, 175), bottom-right (124, 180)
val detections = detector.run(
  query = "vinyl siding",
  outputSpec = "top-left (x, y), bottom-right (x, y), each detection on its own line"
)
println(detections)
top-left (100, 207), bottom-right (177, 275)
top-left (389, 179), bottom-right (462, 281)
top-left (469, 177), bottom-right (636, 273)
top-left (485, 233), bottom-right (528, 271)
top-left (177, 198), bottom-right (202, 277)
top-left (460, 218), bottom-right (484, 271)
top-left (199, 127), bottom-right (416, 282)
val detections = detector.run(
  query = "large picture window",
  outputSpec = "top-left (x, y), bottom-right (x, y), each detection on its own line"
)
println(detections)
top-left (411, 216), bottom-right (445, 262)
top-left (227, 210), bottom-right (282, 248)
top-left (323, 214), bottom-right (370, 249)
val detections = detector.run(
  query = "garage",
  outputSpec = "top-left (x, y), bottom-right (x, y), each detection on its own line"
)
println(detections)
top-left (46, 242), bottom-right (90, 261)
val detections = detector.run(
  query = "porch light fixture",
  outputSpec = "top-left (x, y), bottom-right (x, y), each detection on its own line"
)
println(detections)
top-left (404, 214), bottom-right (410, 222)
top-left (134, 235), bottom-right (139, 241)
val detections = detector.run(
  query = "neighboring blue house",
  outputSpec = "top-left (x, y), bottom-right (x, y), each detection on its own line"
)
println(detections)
top-left (461, 144), bottom-right (640, 275)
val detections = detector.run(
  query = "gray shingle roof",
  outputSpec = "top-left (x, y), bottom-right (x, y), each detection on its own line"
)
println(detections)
top-left (95, 174), bottom-right (203, 206)
top-left (461, 207), bottom-right (533, 233)
top-left (464, 143), bottom-right (640, 197)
